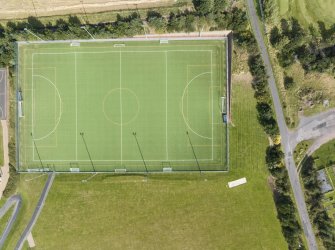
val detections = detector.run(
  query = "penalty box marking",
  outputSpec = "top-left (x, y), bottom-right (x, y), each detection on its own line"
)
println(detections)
top-left (31, 65), bottom-right (60, 161)
top-left (186, 63), bottom-right (215, 160)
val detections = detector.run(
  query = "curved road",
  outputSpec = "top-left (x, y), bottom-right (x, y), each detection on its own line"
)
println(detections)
top-left (15, 173), bottom-right (55, 250)
top-left (0, 194), bottom-right (23, 248)
top-left (245, 0), bottom-right (318, 249)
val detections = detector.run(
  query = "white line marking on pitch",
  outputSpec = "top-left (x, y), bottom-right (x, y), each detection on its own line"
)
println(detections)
top-left (119, 50), bottom-right (123, 165)
top-left (32, 159), bottom-right (214, 162)
top-left (211, 51), bottom-right (214, 160)
top-left (32, 75), bottom-right (63, 141)
top-left (32, 54), bottom-right (35, 161)
top-left (165, 51), bottom-right (168, 160)
top-left (181, 72), bottom-right (212, 140)
top-left (32, 50), bottom-right (213, 56)
top-left (75, 53), bottom-right (78, 160)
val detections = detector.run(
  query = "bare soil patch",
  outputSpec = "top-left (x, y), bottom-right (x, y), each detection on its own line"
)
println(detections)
top-left (0, 0), bottom-right (176, 20)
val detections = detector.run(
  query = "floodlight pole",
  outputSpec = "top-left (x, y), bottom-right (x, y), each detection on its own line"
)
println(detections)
top-left (31, 133), bottom-right (44, 171)
top-left (24, 28), bottom-right (44, 41)
top-left (81, 26), bottom-right (95, 40)
top-left (186, 131), bottom-right (201, 174)
top-left (132, 132), bottom-right (148, 174)
top-left (80, 132), bottom-right (96, 172)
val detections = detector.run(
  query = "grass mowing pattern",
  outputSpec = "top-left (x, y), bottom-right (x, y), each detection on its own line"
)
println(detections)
top-left (29, 81), bottom-right (287, 250)
top-left (17, 39), bottom-right (227, 172)
top-left (277, 0), bottom-right (335, 27)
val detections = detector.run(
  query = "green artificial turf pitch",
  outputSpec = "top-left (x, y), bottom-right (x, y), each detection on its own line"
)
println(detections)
top-left (16, 38), bottom-right (228, 172)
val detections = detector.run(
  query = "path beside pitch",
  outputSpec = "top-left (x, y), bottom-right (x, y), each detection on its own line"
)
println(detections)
top-left (15, 172), bottom-right (55, 250)
top-left (0, 120), bottom-right (10, 200)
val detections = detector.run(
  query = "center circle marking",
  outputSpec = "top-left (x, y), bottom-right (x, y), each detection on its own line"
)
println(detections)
top-left (102, 88), bottom-right (140, 126)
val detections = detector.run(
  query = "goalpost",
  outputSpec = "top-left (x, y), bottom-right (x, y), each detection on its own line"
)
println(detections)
top-left (221, 97), bottom-right (226, 113)
top-left (221, 96), bottom-right (227, 123)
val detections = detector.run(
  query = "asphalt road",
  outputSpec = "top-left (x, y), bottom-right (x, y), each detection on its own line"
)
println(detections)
top-left (290, 108), bottom-right (335, 149)
top-left (0, 194), bottom-right (22, 249)
top-left (245, 0), bottom-right (318, 249)
top-left (15, 173), bottom-right (55, 250)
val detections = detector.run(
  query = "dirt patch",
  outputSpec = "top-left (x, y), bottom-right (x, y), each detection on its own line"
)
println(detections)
top-left (267, 175), bottom-right (275, 192)
top-left (0, 0), bottom-right (176, 20)
top-left (232, 72), bottom-right (253, 85)
top-left (27, 232), bottom-right (36, 248)
top-left (275, 61), bottom-right (335, 127)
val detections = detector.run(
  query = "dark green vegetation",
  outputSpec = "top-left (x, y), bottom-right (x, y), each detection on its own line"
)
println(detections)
top-left (18, 39), bottom-right (227, 172)
top-left (28, 80), bottom-right (287, 250)
top-left (246, 38), bottom-right (304, 248)
top-left (269, 18), bottom-right (334, 74)
top-left (301, 157), bottom-right (335, 249)
top-left (293, 140), bottom-right (312, 166)
top-left (2, 165), bottom-right (19, 198)
top-left (261, 0), bottom-right (335, 127)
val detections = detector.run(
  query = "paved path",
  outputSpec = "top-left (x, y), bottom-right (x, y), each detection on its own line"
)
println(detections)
top-left (0, 120), bottom-right (10, 200)
top-left (0, 194), bottom-right (22, 248)
top-left (15, 173), bottom-right (55, 250)
top-left (245, 0), bottom-right (318, 249)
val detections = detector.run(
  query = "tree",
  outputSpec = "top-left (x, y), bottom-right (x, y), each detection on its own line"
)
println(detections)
top-left (262, 0), bottom-right (278, 21)
top-left (276, 45), bottom-right (295, 67)
top-left (147, 11), bottom-right (167, 33)
top-left (213, 0), bottom-right (227, 13)
top-left (193, 0), bottom-right (214, 15)
top-left (266, 144), bottom-right (284, 170)
top-left (269, 26), bottom-right (281, 47)
top-left (280, 19), bottom-right (290, 36)
top-left (283, 74), bottom-right (294, 89)
top-left (167, 13), bottom-right (184, 32)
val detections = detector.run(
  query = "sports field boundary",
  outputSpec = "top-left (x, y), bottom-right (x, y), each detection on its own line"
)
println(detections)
top-left (15, 31), bottom-right (232, 173)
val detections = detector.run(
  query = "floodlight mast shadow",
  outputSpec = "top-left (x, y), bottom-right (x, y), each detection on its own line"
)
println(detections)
top-left (24, 28), bottom-right (44, 41)
top-left (186, 131), bottom-right (202, 174)
top-left (81, 26), bottom-right (95, 39)
top-left (132, 132), bottom-right (148, 174)
top-left (31, 132), bottom-right (44, 171)
top-left (80, 132), bottom-right (96, 172)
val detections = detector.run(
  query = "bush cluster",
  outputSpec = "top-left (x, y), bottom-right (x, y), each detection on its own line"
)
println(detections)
top-left (301, 157), bottom-right (335, 249)
top-left (245, 31), bottom-right (304, 248)
top-left (269, 18), bottom-right (335, 75)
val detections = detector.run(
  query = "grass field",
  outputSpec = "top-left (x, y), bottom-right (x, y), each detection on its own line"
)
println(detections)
top-left (0, 206), bottom-right (13, 236)
top-left (26, 80), bottom-right (287, 249)
top-left (276, 0), bottom-right (335, 27)
top-left (17, 38), bottom-right (228, 172)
